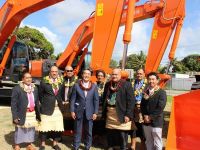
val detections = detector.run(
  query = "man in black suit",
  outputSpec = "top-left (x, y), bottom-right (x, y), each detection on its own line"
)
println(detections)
top-left (11, 71), bottom-right (40, 150)
top-left (102, 68), bottom-right (135, 150)
top-left (38, 66), bottom-right (64, 150)
top-left (141, 72), bottom-right (167, 150)
top-left (70, 68), bottom-right (99, 150)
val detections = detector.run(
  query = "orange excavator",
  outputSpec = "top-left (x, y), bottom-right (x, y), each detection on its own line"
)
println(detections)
top-left (56, 0), bottom-right (185, 87)
top-left (0, 0), bottom-right (63, 97)
top-left (56, 0), bottom-right (200, 149)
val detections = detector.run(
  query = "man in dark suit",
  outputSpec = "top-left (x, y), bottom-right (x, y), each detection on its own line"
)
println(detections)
top-left (11, 71), bottom-right (40, 150)
top-left (38, 66), bottom-right (64, 150)
top-left (102, 68), bottom-right (135, 150)
top-left (62, 66), bottom-right (78, 131)
top-left (70, 68), bottom-right (99, 150)
top-left (141, 72), bottom-right (167, 150)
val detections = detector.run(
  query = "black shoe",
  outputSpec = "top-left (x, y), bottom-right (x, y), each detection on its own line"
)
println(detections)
top-left (53, 145), bottom-right (61, 150)
top-left (39, 146), bottom-right (45, 150)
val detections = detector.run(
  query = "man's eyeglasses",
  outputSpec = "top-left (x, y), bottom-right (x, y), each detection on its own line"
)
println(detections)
top-left (66, 70), bottom-right (73, 72)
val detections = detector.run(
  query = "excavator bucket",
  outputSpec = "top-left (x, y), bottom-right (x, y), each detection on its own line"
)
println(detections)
top-left (166, 90), bottom-right (200, 150)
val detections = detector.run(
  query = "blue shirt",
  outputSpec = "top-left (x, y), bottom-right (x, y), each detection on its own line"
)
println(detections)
top-left (134, 79), bottom-right (145, 103)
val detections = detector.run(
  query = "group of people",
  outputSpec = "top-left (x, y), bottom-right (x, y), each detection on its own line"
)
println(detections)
top-left (11, 66), bottom-right (167, 150)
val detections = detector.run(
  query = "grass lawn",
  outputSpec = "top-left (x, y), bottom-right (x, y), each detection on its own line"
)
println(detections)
top-left (167, 95), bottom-right (173, 103)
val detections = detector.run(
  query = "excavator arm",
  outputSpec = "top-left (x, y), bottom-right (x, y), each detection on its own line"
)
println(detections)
top-left (0, 0), bottom-right (63, 49)
top-left (57, 0), bottom-right (185, 87)
top-left (0, 0), bottom-right (63, 77)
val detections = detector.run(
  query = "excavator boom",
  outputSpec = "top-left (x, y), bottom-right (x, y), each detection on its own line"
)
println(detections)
top-left (57, 0), bottom-right (185, 87)
top-left (0, 0), bottom-right (63, 49)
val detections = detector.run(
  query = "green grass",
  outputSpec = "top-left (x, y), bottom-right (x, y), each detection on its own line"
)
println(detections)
top-left (167, 95), bottom-right (173, 103)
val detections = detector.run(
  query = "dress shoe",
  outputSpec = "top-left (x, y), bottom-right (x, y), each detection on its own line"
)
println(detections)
top-left (26, 145), bottom-right (36, 150)
top-left (14, 145), bottom-right (20, 150)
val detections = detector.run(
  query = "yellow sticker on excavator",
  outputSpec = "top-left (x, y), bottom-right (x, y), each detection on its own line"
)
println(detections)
top-left (97, 3), bottom-right (103, 16)
top-left (152, 30), bottom-right (158, 39)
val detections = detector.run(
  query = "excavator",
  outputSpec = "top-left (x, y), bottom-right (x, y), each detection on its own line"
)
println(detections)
top-left (56, 0), bottom-right (200, 149)
top-left (0, 0), bottom-right (64, 97)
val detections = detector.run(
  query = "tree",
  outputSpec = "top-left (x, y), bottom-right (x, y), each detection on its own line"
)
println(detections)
top-left (15, 26), bottom-right (54, 59)
top-left (171, 58), bottom-right (188, 73)
top-left (110, 59), bottom-right (118, 68)
top-left (119, 51), bottom-right (146, 70)
top-left (181, 54), bottom-right (200, 72)
top-left (56, 52), bottom-right (62, 60)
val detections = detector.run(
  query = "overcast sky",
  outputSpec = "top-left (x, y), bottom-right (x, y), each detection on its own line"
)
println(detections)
top-left (0, 0), bottom-right (199, 65)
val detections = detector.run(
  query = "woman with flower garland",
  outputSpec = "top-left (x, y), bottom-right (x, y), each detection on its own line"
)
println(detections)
top-left (11, 71), bottom-right (40, 150)
top-left (102, 68), bottom-right (135, 150)
top-left (38, 66), bottom-right (64, 150)
top-left (141, 72), bottom-right (167, 150)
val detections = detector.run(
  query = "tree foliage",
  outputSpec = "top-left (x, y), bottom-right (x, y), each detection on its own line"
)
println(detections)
top-left (110, 59), bottom-right (118, 68)
top-left (171, 54), bottom-right (200, 73)
top-left (182, 54), bottom-right (200, 71)
top-left (15, 26), bottom-right (54, 59)
top-left (119, 51), bottom-right (146, 70)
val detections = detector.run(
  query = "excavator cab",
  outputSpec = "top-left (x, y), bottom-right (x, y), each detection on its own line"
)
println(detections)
top-left (12, 42), bottom-right (29, 72)
top-left (0, 41), bottom-right (30, 82)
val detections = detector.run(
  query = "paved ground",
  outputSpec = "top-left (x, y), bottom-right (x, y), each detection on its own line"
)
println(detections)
top-left (165, 89), bottom-right (189, 96)
top-left (0, 96), bottom-right (173, 150)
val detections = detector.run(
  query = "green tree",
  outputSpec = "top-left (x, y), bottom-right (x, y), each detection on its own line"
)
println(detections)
top-left (171, 58), bottom-right (188, 73)
top-left (110, 59), bottom-right (118, 68)
top-left (120, 51), bottom-right (146, 70)
top-left (56, 52), bottom-right (62, 60)
top-left (181, 54), bottom-right (200, 71)
top-left (15, 26), bottom-right (54, 59)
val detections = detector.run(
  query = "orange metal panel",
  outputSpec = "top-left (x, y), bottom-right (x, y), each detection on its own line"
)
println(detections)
top-left (56, 3), bottom-right (164, 71)
top-left (29, 60), bottom-right (43, 77)
top-left (145, 0), bottom-right (185, 73)
top-left (166, 90), bottom-right (200, 149)
top-left (90, 0), bottom-right (124, 72)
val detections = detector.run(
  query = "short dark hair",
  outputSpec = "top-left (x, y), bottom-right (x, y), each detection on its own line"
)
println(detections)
top-left (22, 70), bottom-right (30, 79)
top-left (96, 69), bottom-right (106, 78)
top-left (82, 68), bottom-right (93, 75)
top-left (147, 72), bottom-right (159, 80)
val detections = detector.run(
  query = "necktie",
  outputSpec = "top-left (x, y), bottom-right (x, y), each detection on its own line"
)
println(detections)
top-left (53, 78), bottom-right (59, 95)
top-left (27, 88), bottom-right (35, 111)
top-left (65, 79), bottom-right (70, 101)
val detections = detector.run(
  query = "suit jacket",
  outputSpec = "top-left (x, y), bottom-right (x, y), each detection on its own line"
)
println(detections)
top-left (39, 79), bottom-right (64, 115)
top-left (11, 85), bottom-right (40, 126)
top-left (70, 81), bottom-right (99, 120)
top-left (141, 89), bottom-right (167, 127)
top-left (102, 80), bottom-right (135, 123)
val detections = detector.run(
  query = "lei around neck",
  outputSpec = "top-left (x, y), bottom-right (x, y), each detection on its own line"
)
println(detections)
top-left (143, 85), bottom-right (160, 100)
top-left (110, 79), bottom-right (124, 92)
top-left (132, 78), bottom-right (147, 96)
top-left (79, 80), bottom-right (92, 91)
top-left (65, 76), bottom-right (78, 87)
top-left (19, 81), bottom-right (35, 93)
top-left (43, 75), bottom-right (63, 89)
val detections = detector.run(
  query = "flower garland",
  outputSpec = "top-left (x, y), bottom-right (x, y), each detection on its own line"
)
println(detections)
top-left (79, 80), bottom-right (92, 91)
top-left (97, 81), bottom-right (105, 97)
top-left (43, 75), bottom-right (63, 90)
top-left (65, 76), bottom-right (78, 87)
top-left (19, 81), bottom-right (35, 93)
top-left (110, 79), bottom-right (124, 92)
top-left (132, 78), bottom-right (147, 96)
top-left (143, 85), bottom-right (160, 100)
